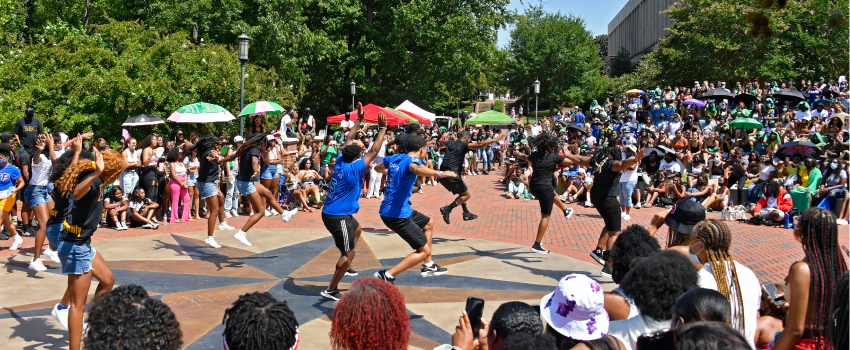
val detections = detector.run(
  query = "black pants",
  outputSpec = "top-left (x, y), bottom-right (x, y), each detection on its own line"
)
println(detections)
top-left (727, 173), bottom-right (747, 205)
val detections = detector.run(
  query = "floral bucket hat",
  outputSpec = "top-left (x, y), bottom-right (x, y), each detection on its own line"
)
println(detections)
top-left (540, 274), bottom-right (609, 341)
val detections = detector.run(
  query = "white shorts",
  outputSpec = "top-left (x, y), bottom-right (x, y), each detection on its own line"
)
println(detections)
top-left (758, 208), bottom-right (785, 220)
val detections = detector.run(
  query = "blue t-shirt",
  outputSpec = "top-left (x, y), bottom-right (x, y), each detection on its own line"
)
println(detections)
top-left (0, 164), bottom-right (21, 191)
top-left (379, 154), bottom-right (423, 218)
top-left (574, 113), bottom-right (585, 125)
top-left (322, 154), bottom-right (367, 216)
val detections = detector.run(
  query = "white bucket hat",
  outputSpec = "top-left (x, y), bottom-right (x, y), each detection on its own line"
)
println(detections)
top-left (540, 274), bottom-right (609, 341)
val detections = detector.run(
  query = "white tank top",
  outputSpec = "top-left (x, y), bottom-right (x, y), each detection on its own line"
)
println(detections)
top-left (125, 149), bottom-right (138, 164)
top-left (172, 162), bottom-right (187, 176)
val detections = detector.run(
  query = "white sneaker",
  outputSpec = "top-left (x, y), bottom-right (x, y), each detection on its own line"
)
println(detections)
top-left (230, 209), bottom-right (238, 217)
top-left (44, 248), bottom-right (60, 263)
top-left (205, 236), bottom-right (222, 248)
top-left (623, 214), bottom-right (631, 221)
top-left (620, 212), bottom-right (626, 219)
top-left (142, 223), bottom-right (152, 229)
top-left (224, 213), bottom-right (233, 219)
top-left (29, 257), bottom-right (47, 271)
top-left (281, 210), bottom-right (296, 223)
top-left (264, 209), bottom-right (272, 217)
top-left (52, 303), bottom-right (69, 329)
top-left (218, 223), bottom-right (235, 231)
top-left (837, 219), bottom-right (849, 225)
top-left (234, 231), bottom-right (252, 246)
top-left (121, 222), bottom-right (129, 230)
top-left (10, 235), bottom-right (23, 250)
top-left (635, 202), bottom-right (642, 209)
top-left (418, 189), bottom-right (424, 194)
top-left (270, 209), bottom-right (280, 216)
top-left (365, 195), bottom-right (372, 199)
top-left (585, 200), bottom-right (592, 207)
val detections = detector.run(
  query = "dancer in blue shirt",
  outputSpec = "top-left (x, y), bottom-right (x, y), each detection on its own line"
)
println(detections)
top-left (320, 104), bottom-right (387, 301)
top-left (373, 134), bottom-right (456, 283)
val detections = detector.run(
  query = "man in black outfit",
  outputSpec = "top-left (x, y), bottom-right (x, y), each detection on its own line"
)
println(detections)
top-left (13, 107), bottom-right (42, 236)
top-left (439, 130), bottom-right (504, 224)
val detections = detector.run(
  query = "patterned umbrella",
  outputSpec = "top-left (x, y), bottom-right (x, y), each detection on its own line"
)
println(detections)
top-left (168, 102), bottom-right (235, 123)
top-left (683, 99), bottom-right (705, 107)
top-left (239, 101), bottom-right (286, 117)
top-left (776, 141), bottom-right (822, 159)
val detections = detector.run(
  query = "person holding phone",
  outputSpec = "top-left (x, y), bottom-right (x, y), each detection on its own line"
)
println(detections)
top-left (756, 282), bottom-right (787, 349)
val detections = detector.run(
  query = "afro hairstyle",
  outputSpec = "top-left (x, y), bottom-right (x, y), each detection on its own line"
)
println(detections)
top-left (620, 250), bottom-right (700, 321)
top-left (609, 224), bottom-right (661, 284)
top-left (84, 284), bottom-right (183, 350)
top-left (490, 301), bottom-right (545, 341)
top-left (341, 144), bottom-right (362, 163)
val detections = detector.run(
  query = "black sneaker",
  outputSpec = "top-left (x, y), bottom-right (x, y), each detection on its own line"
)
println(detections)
top-left (589, 248), bottom-right (605, 265)
top-left (345, 267), bottom-right (358, 276)
top-left (19, 226), bottom-right (32, 237)
top-left (374, 270), bottom-right (395, 284)
top-left (0, 229), bottom-right (10, 241)
top-left (600, 263), bottom-right (612, 278)
top-left (421, 264), bottom-right (448, 277)
top-left (563, 208), bottom-right (574, 219)
top-left (531, 242), bottom-right (549, 254)
top-left (321, 289), bottom-right (342, 301)
top-left (440, 205), bottom-right (452, 224)
top-left (462, 212), bottom-right (478, 221)
top-left (482, 170), bottom-right (489, 175)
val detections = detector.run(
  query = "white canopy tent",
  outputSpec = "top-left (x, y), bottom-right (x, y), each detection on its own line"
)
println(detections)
top-left (396, 100), bottom-right (436, 121)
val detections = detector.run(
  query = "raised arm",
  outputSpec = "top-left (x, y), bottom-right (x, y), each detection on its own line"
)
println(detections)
top-left (612, 149), bottom-right (645, 172)
top-left (74, 150), bottom-right (103, 199)
top-left (409, 162), bottom-right (455, 178)
top-left (343, 102), bottom-right (364, 147)
top-left (467, 131), bottom-right (505, 150)
top-left (363, 112), bottom-right (388, 165)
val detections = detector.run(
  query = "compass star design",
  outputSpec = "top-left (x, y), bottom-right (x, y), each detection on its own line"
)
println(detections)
top-left (0, 227), bottom-right (613, 349)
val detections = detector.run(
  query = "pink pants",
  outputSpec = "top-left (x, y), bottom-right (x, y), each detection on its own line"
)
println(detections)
top-left (169, 176), bottom-right (190, 223)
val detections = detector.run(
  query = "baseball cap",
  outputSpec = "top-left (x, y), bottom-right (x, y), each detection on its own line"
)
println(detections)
top-left (233, 135), bottom-right (244, 142)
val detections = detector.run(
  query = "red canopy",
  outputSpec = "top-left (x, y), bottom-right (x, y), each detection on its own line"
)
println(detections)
top-left (327, 104), bottom-right (411, 125)
top-left (398, 109), bottom-right (431, 125)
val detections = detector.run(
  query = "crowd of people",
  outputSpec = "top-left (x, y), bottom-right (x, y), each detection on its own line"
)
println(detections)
top-left (1, 76), bottom-right (849, 350)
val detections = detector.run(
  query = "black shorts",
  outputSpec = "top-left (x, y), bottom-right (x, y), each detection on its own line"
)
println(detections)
top-left (439, 176), bottom-right (468, 195)
top-left (529, 184), bottom-right (555, 215)
top-left (322, 212), bottom-right (360, 253)
top-left (591, 194), bottom-right (621, 232)
top-left (381, 210), bottom-right (430, 250)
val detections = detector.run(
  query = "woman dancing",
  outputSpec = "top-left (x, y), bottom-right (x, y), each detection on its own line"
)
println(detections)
top-left (230, 133), bottom-right (298, 246)
top-left (512, 133), bottom-right (575, 254)
top-left (185, 136), bottom-right (235, 248)
top-left (562, 144), bottom-right (643, 276)
top-left (55, 149), bottom-right (125, 350)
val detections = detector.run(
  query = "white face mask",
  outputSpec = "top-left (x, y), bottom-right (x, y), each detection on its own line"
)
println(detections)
top-left (688, 241), bottom-right (703, 265)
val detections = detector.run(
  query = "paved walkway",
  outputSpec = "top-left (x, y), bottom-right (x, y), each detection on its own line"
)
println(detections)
top-left (1, 172), bottom-right (843, 349)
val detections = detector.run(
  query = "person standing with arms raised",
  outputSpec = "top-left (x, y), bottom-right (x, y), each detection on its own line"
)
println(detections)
top-left (320, 103), bottom-right (387, 300)
top-left (438, 129), bottom-right (504, 224)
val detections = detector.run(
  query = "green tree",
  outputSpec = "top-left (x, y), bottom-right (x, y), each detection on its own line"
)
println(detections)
top-left (505, 5), bottom-right (603, 114)
top-left (594, 34), bottom-right (608, 62)
top-left (611, 47), bottom-right (634, 77)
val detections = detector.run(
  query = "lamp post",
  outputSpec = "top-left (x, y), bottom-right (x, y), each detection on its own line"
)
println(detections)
top-left (237, 32), bottom-right (250, 136)
top-left (525, 87), bottom-right (530, 125)
top-left (350, 81), bottom-right (356, 111)
top-left (534, 79), bottom-right (540, 123)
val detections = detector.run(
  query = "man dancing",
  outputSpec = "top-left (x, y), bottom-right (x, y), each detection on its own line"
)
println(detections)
top-left (374, 135), bottom-right (455, 283)
top-left (320, 103), bottom-right (387, 301)
top-left (438, 130), bottom-right (504, 224)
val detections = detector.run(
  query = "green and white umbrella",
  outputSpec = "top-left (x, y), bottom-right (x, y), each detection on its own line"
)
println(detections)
top-left (239, 101), bottom-right (286, 117)
top-left (168, 102), bottom-right (235, 123)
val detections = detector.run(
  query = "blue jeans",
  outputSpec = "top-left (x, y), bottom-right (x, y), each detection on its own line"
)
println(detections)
top-left (46, 223), bottom-right (62, 251)
top-left (198, 181), bottom-right (219, 200)
top-left (619, 179), bottom-right (637, 207)
top-left (58, 239), bottom-right (96, 275)
top-left (260, 165), bottom-right (278, 180)
top-left (236, 180), bottom-right (257, 196)
top-left (24, 185), bottom-right (52, 207)
top-left (747, 182), bottom-right (765, 203)
top-left (224, 176), bottom-right (238, 212)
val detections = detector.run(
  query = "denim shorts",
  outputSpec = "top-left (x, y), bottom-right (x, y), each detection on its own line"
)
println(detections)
top-left (58, 239), bottom-right (97, 275)
top-left (24, 185), bottom-right (53, 207)
top-left (260, 165), bottom-right (278, 180)
top-left (236, 180), bottom-right (257, 196)
top-left (198, 181), bottom-right (219, 200)
top-left (46, 223), bottom-right (62, 251)
top-left (186, 172), bottom-right (198, 187)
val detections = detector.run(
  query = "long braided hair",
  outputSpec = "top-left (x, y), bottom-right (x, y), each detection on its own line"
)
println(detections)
top-left (233, 133), bottom-right (270, 160)
top-left (797, 207), bottom-right (848, 350)
top-left (588, 145), bottom-right (622, 174)
top-left (185, 135), bottom-right (219, 159)
top-left (222, 292), bottom-right (298, 350)
top-left (692, 219), bottom-right (746, 333)
top-left (830, 272), bottom-right (849, 350)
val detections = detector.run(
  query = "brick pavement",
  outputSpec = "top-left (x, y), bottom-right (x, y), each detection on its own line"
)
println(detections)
top-left (2, 172), bottom-right (846, 283)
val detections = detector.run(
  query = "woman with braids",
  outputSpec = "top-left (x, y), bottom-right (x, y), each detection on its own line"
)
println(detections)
top-left (510, 133), bottom-right (575, 255)
top-left (772, 207), bottom-right (848, 350)
top-left (330, 278), bottom-right (409, 350)
top-left (222, 292), bottom-right (299, 350)
top-left (56, 149), bottom-right (124, 350)
top-left (828, 272), bottom-right (848, 350)
top-left (685, 219), bottom-right (762, 348)
top-left (230, 132), bottom-right (297, 246)
top-left (186, 136), bottom-right (235, 249)
top-left (561, 143), bottom-right (643, 277)
top-left (84, 284), bottom-right (182, 350)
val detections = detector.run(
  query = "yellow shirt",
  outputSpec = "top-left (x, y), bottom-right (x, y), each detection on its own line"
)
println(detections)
top-left (785, 164), bottom-right (809, 186)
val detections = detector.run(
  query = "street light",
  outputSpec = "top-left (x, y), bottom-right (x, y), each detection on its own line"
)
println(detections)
top-left (525, 87), bottom-right (530, 124)
top-left (534, 79), bottom-right (540, 123)
top-left (237, 32), bottom-right (250, 136)
top-left (350, 81), bottom-right (356, 111)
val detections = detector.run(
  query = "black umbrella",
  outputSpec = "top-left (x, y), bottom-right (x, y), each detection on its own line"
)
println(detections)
top-left (772, 88), bottom-right (806, 104)
top-left (733, 93), bottom-right (760, 106)
top-left (702, 88), bottom-right (735, 100)
top-left (123, 114), bottom-right (165, 126)
top-left (646, 145), bottom-right (676, 156)
top-left (775, 141), bottom-right (822, 159)
top-left (563, 123), bottom-right (588, 136)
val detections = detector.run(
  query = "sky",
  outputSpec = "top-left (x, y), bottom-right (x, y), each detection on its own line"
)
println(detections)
top-left (496, 0), bottom-right (631, 49)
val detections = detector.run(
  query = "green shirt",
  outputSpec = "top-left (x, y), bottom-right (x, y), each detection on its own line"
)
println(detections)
top-left (321, 145), bottom-right (338, 164)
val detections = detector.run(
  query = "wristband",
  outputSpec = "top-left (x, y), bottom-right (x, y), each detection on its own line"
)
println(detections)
top-left (438, 171), bottom-right (442, 179)
top-left (380, 127), bottom-right (387, 130)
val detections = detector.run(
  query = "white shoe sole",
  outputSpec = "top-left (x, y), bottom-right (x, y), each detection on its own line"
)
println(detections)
top-left (420, 270), bottom-right (448, 277)
top-left (205, 240), bottom-right (221, 248)
top-left (589, 252), bottom-right (605, 265)
top-left (320, 291), bottom-right (341, 301)
top-left (531, 247), bottom-right (549, 254)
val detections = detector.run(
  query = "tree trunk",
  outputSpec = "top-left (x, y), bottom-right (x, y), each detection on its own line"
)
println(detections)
top-left (364, 0), bottom-right (373, 81)
top-left (83, 0), bottom-right (89, 32)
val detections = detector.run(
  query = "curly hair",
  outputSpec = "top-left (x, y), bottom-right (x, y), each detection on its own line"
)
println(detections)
top-left (674, 321), bottom-right (750, 350)
top-left (185, 135), bottom-right (220, 161)
top-left (56, 150), bottom-right (126, 197)
top-left (83, 284), bottom-right (182, 350)
top-left (529, 133), bottom-right (560, 153)
top-left (609, 224), bottom-right (661, 284)
top-left (797, 207), bottom-right (848, 349)
top-left (620, 250), bottom-right (699, 321)
top-left (490, 301), bottom-right (544, 341)
top-left (49, 149), bottom-right (95, 183)
top-left (692, 219), bottom-right (746, 332)
top-left (222, 292), bottom-right (298, 350)
top-left (330, 277), bottom-right (409, 350)
top-left (588, 145), bottom-right (622, 174)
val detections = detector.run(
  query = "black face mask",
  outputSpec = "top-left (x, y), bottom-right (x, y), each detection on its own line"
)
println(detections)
top-left (665, 156), bottom-right (673, 162)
